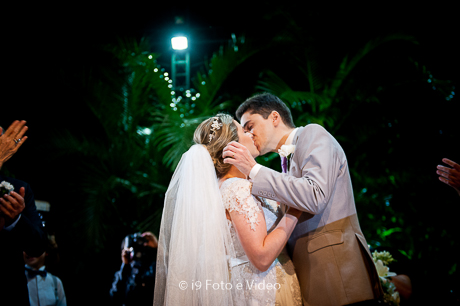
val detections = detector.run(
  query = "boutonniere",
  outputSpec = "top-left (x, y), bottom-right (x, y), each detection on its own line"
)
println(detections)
top-left (278, 144), bottom-right (296, 158)
top-left (0, 181), bottom-right (14, 196)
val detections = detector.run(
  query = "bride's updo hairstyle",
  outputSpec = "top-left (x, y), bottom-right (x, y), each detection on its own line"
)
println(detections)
top-left (193, 113), bottom-right (238, 178)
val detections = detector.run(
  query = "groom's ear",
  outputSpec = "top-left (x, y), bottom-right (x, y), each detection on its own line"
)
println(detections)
top-left (270, 111), bottom-right (282, 127)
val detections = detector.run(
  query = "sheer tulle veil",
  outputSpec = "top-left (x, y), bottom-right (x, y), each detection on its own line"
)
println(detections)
top-left (153, 144), bottom-right (244, 305)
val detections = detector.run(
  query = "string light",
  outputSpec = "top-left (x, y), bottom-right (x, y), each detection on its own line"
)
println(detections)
top-left (151, 64), bottom-right (202, 115)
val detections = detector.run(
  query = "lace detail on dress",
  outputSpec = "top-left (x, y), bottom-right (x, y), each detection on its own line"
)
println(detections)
top-left (220, 178), bottom-right (303, 306)
top-left (221, 178), bottom-right (261, 231)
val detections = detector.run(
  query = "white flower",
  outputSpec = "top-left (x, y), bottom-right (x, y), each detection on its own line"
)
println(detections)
top-left (375, 259), bottom-right (396, 278)
top-left (208, 118), bottom-right (223, 143)
top-left (0, 181), bottom-right (14, 191)
top-left (0, 181), bottom-right (14, 195)
top-left (278, 144), bottom-right (296, 158)
top-left (211, 120), bottom-right (222, 130)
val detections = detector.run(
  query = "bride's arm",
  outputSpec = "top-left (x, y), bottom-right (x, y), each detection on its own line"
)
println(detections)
top-left (230, 205), bottom-right (301, 272)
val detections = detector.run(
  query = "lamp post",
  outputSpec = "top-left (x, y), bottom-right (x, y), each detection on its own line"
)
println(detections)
top-left (171, 36), bottom-right (190, 90)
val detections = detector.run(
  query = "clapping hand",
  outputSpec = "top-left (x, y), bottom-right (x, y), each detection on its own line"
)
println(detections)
top-left (0, 187), bottom-right (26, 227)
top-left (0, 120), bottom-right (28, 169)
top-left (437, 158), bottom-right (460, 196)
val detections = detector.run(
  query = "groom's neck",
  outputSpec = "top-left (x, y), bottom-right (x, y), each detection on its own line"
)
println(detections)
top-left (274, 127), bottom-right (295, 151)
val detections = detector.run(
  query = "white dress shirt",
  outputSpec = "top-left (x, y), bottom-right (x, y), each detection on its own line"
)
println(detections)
top-left (25, 265), bottom-right (67, 306)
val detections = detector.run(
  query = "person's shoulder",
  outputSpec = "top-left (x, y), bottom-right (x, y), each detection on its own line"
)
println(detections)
top-left (301, 123), bottom-right (329, 135)
top-left (220, 178), bottom-right (253, 205)
top-left (295, 124), bottom-right (330, 142)
top-left (54, 275), bottom-right (64, 286)
top-left (221, 177), bottom-right (251, 191)
top-left (48, 273), bottom-right (65, 289)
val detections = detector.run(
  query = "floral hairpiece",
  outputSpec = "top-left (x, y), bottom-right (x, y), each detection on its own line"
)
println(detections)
top-left (208, 117), bottom-right (223, 143)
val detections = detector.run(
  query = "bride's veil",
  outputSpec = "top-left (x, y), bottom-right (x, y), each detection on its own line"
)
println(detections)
top-left (154, 144), bottom-right (244, 305)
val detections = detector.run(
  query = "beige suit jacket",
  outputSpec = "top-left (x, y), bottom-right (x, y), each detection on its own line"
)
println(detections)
top-left (251, 124), bottom-right (382, 305)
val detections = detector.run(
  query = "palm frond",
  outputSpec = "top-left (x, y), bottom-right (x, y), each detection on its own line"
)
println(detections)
top-left (327, 34), bottom-right (418, 100)
top-left (193, 37), bottom-right (264, 111)
top-left (257, 70), bottom-right (327, 121)
top-left (152, 36), bottom-right (267, 170)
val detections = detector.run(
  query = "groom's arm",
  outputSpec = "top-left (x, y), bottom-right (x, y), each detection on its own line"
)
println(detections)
top-left (252, 125), bottom-right (343, 214)
top-left (223, 124), bottom-right (344, 214)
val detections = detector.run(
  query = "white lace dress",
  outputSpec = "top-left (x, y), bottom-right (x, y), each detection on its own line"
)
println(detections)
top-left (220, 178), bottom-right (303, 306)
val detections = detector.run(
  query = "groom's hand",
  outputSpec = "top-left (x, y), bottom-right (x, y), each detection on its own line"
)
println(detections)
top-left (223, 141), bottom-right (257, 177)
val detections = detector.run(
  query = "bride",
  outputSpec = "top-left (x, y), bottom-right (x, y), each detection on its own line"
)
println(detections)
top-left (154, 114), bottom-right (303, 305)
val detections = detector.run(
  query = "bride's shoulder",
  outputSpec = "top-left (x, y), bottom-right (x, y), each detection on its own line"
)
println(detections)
top-left (220, 177), bottom-right (252, 192)
top-left (220, 178), bottom-right (254, 202)
top-left (220, 178), bottom-right (260, 219)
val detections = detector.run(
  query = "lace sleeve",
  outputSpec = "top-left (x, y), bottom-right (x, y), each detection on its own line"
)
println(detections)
top-left (221, 179), bottom-right (262, 231)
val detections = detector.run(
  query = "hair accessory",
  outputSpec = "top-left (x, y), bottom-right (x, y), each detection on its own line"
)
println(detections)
top-left (208, 117), bottom-right (223, 143)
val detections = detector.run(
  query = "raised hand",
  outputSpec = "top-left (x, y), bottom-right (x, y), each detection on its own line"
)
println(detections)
top-left (437, 158), bottom-right (460, 196)
top-left (0, 120), bottom-right (28, 168)
top-left (0, 187), bottom-right (26, 227)
top-left (142, 231), bottom-right (158, 248)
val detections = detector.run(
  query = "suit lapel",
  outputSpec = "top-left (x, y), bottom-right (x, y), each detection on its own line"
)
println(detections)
top-left (289, 126), bottom-right (305, 168)
top-left (279, 127), bottom-right (305, 214)
top-left (291, 126), bottom-right (304, 146)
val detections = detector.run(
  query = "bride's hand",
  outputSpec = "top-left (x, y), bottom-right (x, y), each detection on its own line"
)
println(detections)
top-left (286, 206), bottom-right (302, 219)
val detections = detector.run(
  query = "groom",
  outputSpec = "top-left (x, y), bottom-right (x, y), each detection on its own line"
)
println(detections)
top-left (223, 93), bottom-right (382, 306)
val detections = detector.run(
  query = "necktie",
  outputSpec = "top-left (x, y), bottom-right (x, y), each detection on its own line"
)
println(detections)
top-left (281, 156), bottom-right (288, 173)
top-left (25, 267), bottom-right (47, 278)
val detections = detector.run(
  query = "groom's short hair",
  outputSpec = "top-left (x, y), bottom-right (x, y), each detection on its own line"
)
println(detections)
top-left (236, 93), bottom-right (295, 128)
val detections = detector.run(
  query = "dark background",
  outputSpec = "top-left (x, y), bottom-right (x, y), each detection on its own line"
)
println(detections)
top-left (2, 2), bottom-right (458, 305)
top-left (4, 3), bottom-right (458, 198)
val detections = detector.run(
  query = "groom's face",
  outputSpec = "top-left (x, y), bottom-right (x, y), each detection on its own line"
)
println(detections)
top-left (240, 111), bottom-right (274, 155)
top-left (234, 120), bottom-right (259, 158)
